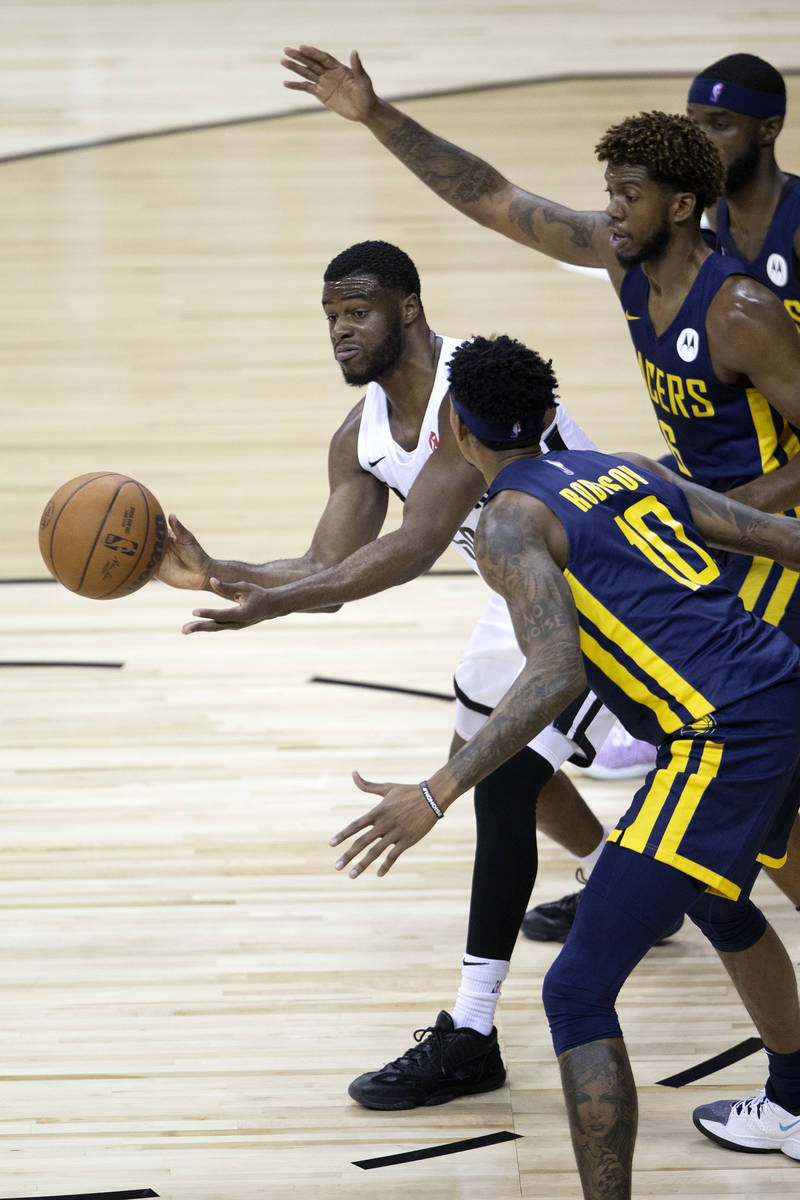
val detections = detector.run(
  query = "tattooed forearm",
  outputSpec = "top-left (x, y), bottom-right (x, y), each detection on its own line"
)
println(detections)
top-left (558, 1039), bottom-right (637, 1200)
top-left (383, 116), bottom-right (507, 205)
top-left (441, 501), bottom-right (585, 794)
top-left (685, 482), bottom-right (800, 566)
top-left (509, 195), bottom-right (599, 249)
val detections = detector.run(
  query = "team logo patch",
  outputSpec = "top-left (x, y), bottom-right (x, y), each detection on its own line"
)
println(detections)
top-left (710, 81), bottom-right (725, 104)
top-left (429, 430), bottom-right (439, 451)
top-left (767, 253), bottom-right (789, 288)
top-left (676, 327), bottom-right (700, 363)
top-left (511, 420), bottom-right (522, 439)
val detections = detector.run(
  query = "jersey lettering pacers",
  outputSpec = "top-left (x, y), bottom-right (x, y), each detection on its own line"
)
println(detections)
top-left (620, 253), bottom-right (800, 642)
top-left (715, 174), bottom-right (800, 334)
top-left (486, 449), bottom-right (798, 745)
top-left (357, 335), bottom-right (595, 569)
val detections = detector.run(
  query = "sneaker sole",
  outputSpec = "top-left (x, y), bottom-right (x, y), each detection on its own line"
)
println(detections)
top-left (520, 924), bottom-right (570, 943)
top-left (693, 1112), bottom-right (787, 1154)
top-left (348, 1067), bottom-right (507, 1110)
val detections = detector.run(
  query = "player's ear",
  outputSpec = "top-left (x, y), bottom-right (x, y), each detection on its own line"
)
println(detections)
top-left (760, 114), bottom-right (783, 148)
top-left (402, 293), bottom-right (421, 324)
top-left (671, 190), bottom-right (697, 226)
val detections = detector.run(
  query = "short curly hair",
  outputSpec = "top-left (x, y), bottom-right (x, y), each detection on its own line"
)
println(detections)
top-left (323, 240), bottom-right (421, 297)
top-left (595, 110), bottom-right (725, 214)
top-left (448, 335), bottom-right (558, 448)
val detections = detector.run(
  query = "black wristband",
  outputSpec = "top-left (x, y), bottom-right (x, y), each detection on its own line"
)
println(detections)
top-left (419, 780), bottom-right (444, 819)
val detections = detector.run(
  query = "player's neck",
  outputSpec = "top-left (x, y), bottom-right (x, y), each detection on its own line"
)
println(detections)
top-left (724, 159), bottom-right (787, 247)
top-left (378, 327), bottom-right (440, 415)
top-left (641, 229), bottom-right (711, 336)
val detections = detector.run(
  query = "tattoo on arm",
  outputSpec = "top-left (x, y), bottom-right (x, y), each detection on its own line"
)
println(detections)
top-left (558, 1039), bottom-right (637, 1200)
top-left (444, 502), bottom-right (583, 789)
top-left (508, 195), bottom-right (599, 249)
top-left (685, 482), bottom-right (798, 560)
top-left (384, 116), bottom-right (506, 204)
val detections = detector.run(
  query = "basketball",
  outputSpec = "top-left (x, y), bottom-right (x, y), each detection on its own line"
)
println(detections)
top-left (38, 472), bottom-right (168, 599)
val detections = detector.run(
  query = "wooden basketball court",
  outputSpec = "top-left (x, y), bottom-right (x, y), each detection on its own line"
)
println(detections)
top-left (2, 4), bottom-right (799, 1197)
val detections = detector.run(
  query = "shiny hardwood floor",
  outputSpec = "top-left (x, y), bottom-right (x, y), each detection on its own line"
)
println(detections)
top-left (2, 7), bottom-right (800, 1197)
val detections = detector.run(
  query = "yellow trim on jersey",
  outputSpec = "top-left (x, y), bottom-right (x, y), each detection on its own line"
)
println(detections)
top-left (746, 386), bottom-right (800, 474)
top-left (566, 571), bottom-right (714, 729)
top-left (763, 566), bottom-right (800, 627)
top-left (578, 628), bottom-right (683, 732)
top-left (608, 738), bottom-right (740, 899)
top-left (758, 850), bottom-right (789, 869)
top-left (736, 555), bottom-right (800, 627)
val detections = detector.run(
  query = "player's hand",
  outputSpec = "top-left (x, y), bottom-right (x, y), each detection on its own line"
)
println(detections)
top-left (330, 770), bottom-right (439, 878)
top-left (156, 513), bottom-right (213, 591)
top-left (281, 46), bottom-right (378, 122)
top-left (181, 578), bottom-right (282, 633)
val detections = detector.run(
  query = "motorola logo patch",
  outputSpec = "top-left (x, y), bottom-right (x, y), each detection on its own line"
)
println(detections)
top-left (676, 328), bottom-right (700, 363)
top-left (767, 253), bottom-right (789, 288)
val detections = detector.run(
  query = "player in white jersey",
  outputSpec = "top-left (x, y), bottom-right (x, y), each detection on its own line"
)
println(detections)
top-left (157, 240), bottom-right (615, 1107)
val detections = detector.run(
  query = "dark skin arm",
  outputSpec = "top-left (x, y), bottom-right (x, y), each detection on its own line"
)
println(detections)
top-left (621, 450), bottom-right (800, 566)
top-left (706, 276), bottom-right (800, 512)
top-left (156, 401), bottom-right (389, 608)
top-left (331, 490), bottom-right (586, 878)
top-left (182, 395), bottom-right (489, 632)
top-left (281, 46), bottom-right (621, 280)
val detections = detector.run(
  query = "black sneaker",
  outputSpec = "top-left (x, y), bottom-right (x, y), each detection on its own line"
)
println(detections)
top-left (521, 870), bottom-right (684, 944)
top-left (347, 1010), bottom-right (506, 1110)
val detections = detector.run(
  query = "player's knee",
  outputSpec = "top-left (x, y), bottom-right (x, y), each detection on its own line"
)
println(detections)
top-left (687, 891), bottom-right (767, 952)
top-left (542, 948), bottom-right (623, 1056)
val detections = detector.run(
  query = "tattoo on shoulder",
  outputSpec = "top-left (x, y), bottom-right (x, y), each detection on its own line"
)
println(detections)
top-left (384, 117), bottom-right (505, 204)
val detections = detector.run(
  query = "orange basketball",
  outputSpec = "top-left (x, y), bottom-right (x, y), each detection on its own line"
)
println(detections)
top-left (38, 472), bottom-right (168, 599)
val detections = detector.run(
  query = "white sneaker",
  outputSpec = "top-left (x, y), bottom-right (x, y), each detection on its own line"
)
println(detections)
top-left (581, 722), bottom-right (657, 780)
top-left (693, 1089), bottom-right (800, 1158)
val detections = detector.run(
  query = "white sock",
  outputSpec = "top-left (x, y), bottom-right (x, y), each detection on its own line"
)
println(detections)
top-left (452, 954), bottom-right (510, 1035)
top-left (575, 825), bottom-right (609, 878)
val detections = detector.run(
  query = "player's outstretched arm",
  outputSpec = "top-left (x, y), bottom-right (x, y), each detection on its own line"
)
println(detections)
top-left (281, 45), bottom-right (611, 269)
top-left (622, 452), bottom-right (800, 570)
top-left (329, 493), bottom-right (587, 877)
top-left (181, 400), bottom-right (487, 633)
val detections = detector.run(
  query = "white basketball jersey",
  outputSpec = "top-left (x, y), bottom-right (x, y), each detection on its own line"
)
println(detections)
top-left (357, 335), bottom-right (596, 569)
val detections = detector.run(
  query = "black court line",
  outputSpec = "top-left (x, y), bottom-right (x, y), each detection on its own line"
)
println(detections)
top-left (655, 1036), bottom-right (763, 1087)
top-left (310, 675), bottom-right (453, 702)
top-left (0, 661), bottom-right (124, 670)
top-left (1, 1191), bottom-right (157, 1200)
top-left (353, 1129), bottom-right (521, 1169)
top-left (3, 67), bottom-right (798, 165)
top-left (0, 577), bottom-right (57, 585)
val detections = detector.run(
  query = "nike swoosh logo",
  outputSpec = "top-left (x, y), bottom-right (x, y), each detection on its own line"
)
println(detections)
top-left (368, 456), bottom-right (386, 467)
top-left (624, 311), bottom-right (640, 321)
top-left (779, 1118), bottom-right (800, 1131)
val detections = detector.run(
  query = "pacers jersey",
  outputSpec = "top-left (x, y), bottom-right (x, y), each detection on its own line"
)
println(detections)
top-left (715, 174), bottom-right (800, 334)
top-left (620, 252), bottom-right (800, 494)
top-left (357, 335), bottom-right (596, 569)
top-left (486, 448), bottom-right (799, 746)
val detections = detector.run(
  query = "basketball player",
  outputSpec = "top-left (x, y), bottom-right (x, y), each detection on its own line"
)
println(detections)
top-left (279, 50), bottom-right (800, 927)
top-left (332, 333), bottom-right (800, 1191)
top-left (157, 238), bottom-right (620, 1103)
top-left (687, 53), bottom-right (800, 331)
top-left (526, 50), bottom-right (800, 940)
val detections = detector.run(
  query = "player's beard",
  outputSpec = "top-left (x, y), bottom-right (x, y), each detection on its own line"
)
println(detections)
top-left (724, 135), bottom-right (761, 197)
top-left (615, 217), bottom-right (671, 269)
top-left (341, 320), bottom-right (404, 387)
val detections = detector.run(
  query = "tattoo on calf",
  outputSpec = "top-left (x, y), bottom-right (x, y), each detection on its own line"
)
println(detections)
top-left (559, 1039), bottom-right (637, 1200)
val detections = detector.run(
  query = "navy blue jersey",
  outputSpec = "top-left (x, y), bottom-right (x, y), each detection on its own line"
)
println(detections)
top-left (619, 253), bottom-right (800, 493)
top-left (486, 449), bottom-right (799, 746)
top-left (715, 174), bottom-right (800, 334)
top-left (620, 252), bottom-right (800, 642)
